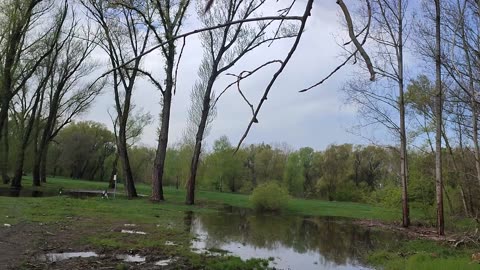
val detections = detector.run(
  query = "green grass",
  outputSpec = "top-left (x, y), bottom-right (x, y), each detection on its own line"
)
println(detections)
top-left (1, 176), bottom-right (478, 270)
top-left (2, 176), bottom-right (403, 222)
top-left (367, 240), bottom-right (479, 270)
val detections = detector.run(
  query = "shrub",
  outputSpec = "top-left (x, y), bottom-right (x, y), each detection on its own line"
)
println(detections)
top-left (250, 182), bottom-right (290, 212)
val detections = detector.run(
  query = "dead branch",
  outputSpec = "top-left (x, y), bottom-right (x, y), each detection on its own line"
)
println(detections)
top-left (337, 0), bottom-right (375, 81)
top-left (235, 0), bottom-right (314, 152)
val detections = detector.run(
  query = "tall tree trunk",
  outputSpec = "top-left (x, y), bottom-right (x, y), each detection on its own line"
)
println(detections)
top-left (152, 89), bottom-right (171, 201)
top-left (1, 120), bottom-right (10, 184)
top-left (11, 144), bottom-right (27, 189)
top-left (109, 153), bottom-right (119, 189)
top-left (186, 140), bottom-right (202, 205)
top-left (398, 0), bottom-right (409, 226)
top-left (40, 144), bottom-right (48, 183)
top-left (186, 74), bottom-right (216, 205)
top-left (118, 132), bottom-right (137, 198)
top-left (152, 48), bottom-right (175, 202)
top-left (32, 154), bottom-right (41, 186)
top-left (0, 99), bottom-right (10, 144)
top-left (434, 0), bottom-right (444, 236)
top-left (458, 124), bottom-right (471, 216)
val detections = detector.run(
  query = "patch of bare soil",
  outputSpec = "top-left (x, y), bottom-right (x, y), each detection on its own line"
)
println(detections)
top-left (0, 222), bottom-right (43, 269)
top-left (0, 220), bottom-right (189, 270)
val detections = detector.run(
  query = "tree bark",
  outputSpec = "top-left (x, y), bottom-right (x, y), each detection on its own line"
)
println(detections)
top-left (151, 40), bottom-right (176, 202)
top-left (186, 72), bottom-right (217, 205)
top-left (40, 145), bottom-right (48, 183)
top-left (397, 0), bottom-right (409, 227)
top-left (434, 0), bottom-right (444, 236)
top-left (151, 88), bottom-right (171, 202)
top-left (118, 132), bottom-right (137, 198)
top-left (32, 151), bottom-right (41, 186)
top-left (108, 153), bottom-right (119, 188)
top-left (1, 120), bottom-right (10, 184)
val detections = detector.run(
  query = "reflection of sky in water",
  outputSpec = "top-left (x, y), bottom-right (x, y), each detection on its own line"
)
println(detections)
top-left (190, 215), bottom-right (376, 270)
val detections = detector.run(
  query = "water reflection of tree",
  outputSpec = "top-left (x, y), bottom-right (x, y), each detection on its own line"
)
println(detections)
top-left (187, 211), bottom-right (397, 266)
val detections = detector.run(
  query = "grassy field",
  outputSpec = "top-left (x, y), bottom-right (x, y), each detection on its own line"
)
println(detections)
top-left (0, 177), bottom-right (478, 270)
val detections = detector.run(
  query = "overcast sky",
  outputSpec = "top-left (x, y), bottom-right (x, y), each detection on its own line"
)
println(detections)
top-left (80, 0), bottom-right (385, 151)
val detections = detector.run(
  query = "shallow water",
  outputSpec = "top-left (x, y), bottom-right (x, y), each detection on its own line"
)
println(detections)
top-left (186, 208), bottom-right (402, 270)
top-left (116, 254), bottom-right (146, 262)
top-left (39, 252), bottom-right (98, 262)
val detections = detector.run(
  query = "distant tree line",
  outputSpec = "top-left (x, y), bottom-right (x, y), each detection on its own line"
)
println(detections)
top-left (5, 121), bottom-right (474, 224)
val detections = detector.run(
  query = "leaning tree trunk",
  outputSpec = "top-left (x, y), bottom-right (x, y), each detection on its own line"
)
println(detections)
top-left (434, 0), bottom-right (444, 236)
top-left (186, 74), bottom-right (216, 205)
top-left (186, 140), bottom-right (203, 205)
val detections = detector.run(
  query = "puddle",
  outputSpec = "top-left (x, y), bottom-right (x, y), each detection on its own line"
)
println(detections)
top-left (121, 229), bottom-right (147, 235)
top-left (116, 254), bottom-right (146, 263)
top-left (155, 258), bottom-right (173, 266)
top-left (187, 211), bottom-right (404, 270)
top-left (39, 252), bottom-right (98, 262)
top-left (124, 224), bottom-right (136, 227)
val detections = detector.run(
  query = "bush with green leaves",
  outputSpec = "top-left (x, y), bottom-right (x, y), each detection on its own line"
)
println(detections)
top-left (250, 182), bottom-right (290, 212)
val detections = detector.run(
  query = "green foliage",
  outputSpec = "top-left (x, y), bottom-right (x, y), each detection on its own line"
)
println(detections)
top-left (369, 183), bottom-right (402, 208)
top-left (283, 152), bottom-right (304, 196)
top-left (250, 182), bottom-right (290, 212)
top-left (202, 136), bottom-right (247, 192)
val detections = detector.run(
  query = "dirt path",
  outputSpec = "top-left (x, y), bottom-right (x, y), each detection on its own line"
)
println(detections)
top-left (0, 222), bottom-right (44, 269)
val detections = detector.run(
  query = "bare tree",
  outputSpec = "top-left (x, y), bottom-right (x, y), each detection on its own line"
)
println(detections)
top-left (441, 0), bottom-right (480, 189)
top-left (185, 0), bottom-right (297, 205)
top-left (434, 0), bottom-right (445, 236)
top-left (108, 107), bottom-right (152, 189)
top-left (0, 0), bottom-right (67, 184)
top-left (31, 9), bottom-right (102, 186)
top-left (117, 0), bottom-right (190, 201)
top-left (82, 0), bottom-right (151, 198)
top-left (0, 0), bottom-right (62, 140)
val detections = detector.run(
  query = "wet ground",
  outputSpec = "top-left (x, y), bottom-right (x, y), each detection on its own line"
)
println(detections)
top-left (0, 203), bottom-right (404, 270)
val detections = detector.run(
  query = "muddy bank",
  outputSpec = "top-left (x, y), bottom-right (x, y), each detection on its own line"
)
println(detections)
top-left (354, 219), bottom-right (459, 242)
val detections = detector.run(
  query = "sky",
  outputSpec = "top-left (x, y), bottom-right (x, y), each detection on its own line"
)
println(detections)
top-left (80, 0), bottom-right (377, 151)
